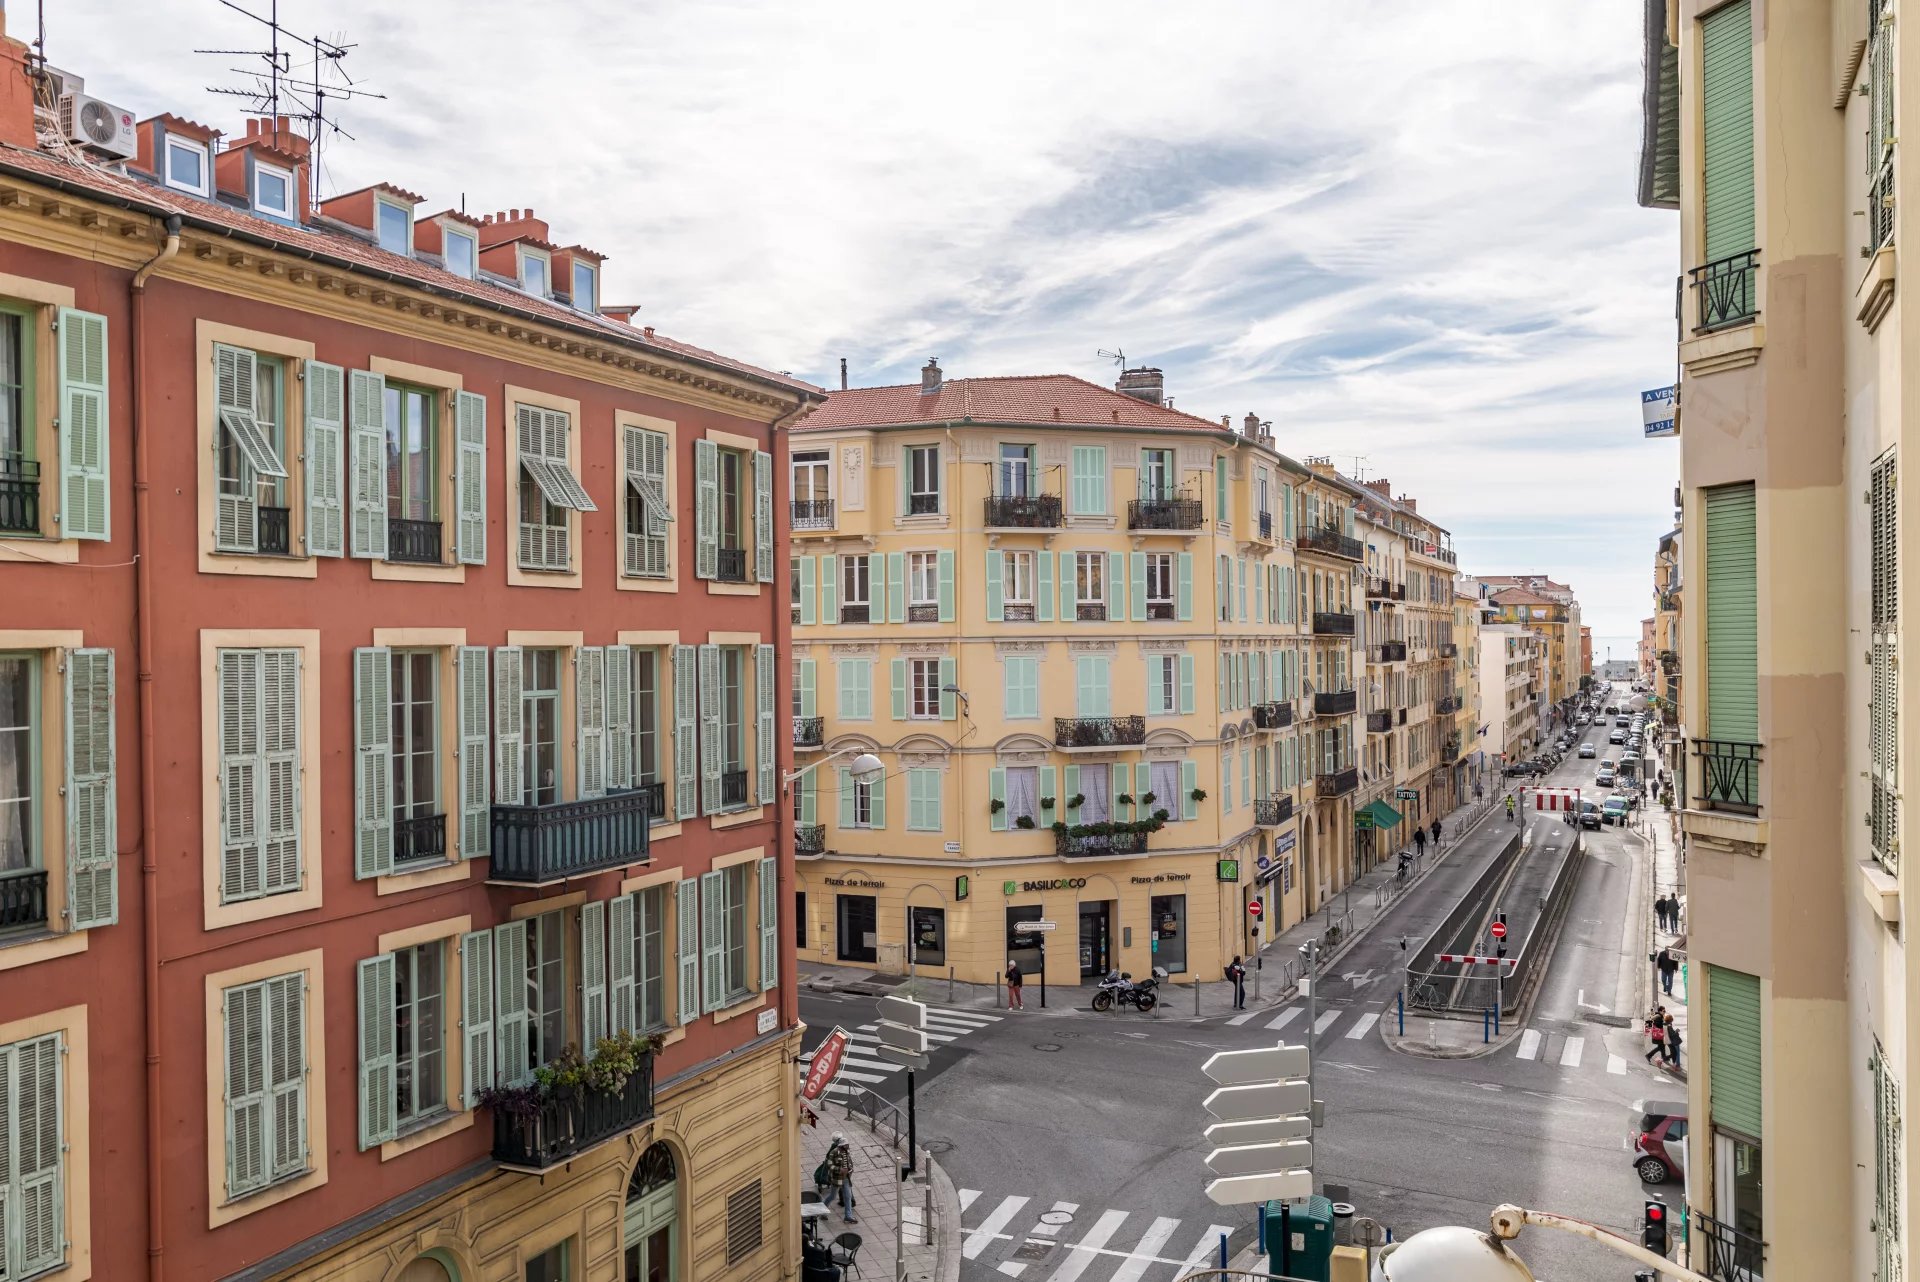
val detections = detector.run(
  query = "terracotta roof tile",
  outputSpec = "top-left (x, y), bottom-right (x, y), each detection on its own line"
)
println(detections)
top-left (796, 375), bottom-right (1229, 433)
top-left (1487, 587), bottom-right (1557, 606)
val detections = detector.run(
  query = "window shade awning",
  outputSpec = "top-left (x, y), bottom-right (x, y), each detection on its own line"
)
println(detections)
top-left (1357, 799), bottom-right (1403, 830)
top-left (626, 473), bottom-right (674, 523)
top-left (218, 407), bottom-right (289, 478)
top-left (522, 457), bottom-right (597, 512)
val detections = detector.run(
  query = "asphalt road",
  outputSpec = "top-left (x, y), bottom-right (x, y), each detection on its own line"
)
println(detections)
top-left (801, 688), bottom-right (1678, 1282)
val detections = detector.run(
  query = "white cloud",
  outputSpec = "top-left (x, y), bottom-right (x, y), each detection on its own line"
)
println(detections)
top-left (49, 0), bottom-right (1675, 638)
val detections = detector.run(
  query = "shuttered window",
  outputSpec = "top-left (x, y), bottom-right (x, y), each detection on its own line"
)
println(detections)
top-left (906, 768), bottom-right (942, 831)
top-left (623, 425), bottom-right (671, 578)
top-left (1701, 0), bottom-right (1755, 264)
top-left (56, 307), bottom-right (109, 541)
top-left (65, 647), bottom-right (118, 928)
top-left (675, 877), bottom-right (700, 1025)
top-left (223, 972), bottom-right (308, 1198)
top-left (672, 645), bottom-right (698, 820)
top-left (1873, 451), bottom-right (1899, 874)
top-left (515, 404), bottom-right (594, 571)
top-left (347, 369), bottom-right (388, 559)
top-left (453, 390), bottom-right (485, 565)
top-left (1703, 484), bottom-right (1759, 745)
top-left (758, 855), bottom-right (778, 992)
top-left (1070, 446), bottom-right (1108, 516)
top-left (1876, 1039), bottom-right (1904, 1282)
top-left (217, 648), bottom-right (303, 903)
top-left (1869, 0), bottom-right (1897, 255)
top-left (1004, 656), bottom-right (1038, 719)
top-left (213, 343), bottom-right (290, 553)
top-left (0, 1032), bottom-right (64, 1277)
top-left (304, 361), bottom-right (345, 557)
top-left (1706, 964), bottom-right (1762, 1139)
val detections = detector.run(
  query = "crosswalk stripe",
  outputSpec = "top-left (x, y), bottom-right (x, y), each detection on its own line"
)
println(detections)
top-left (1107, 1216), bottom-right (1182, 1282)
top-left (1559, 1037), bottom-right (1585, 1069)
top-left (1607, 1054), bottom-right (1627, 1076)
top-left (1314, 1010), bottom-right (1341, 1034)
top-left (960, 1189), bottom-right (980, 1212)
top-left (924, 1014), bottom-right (993, 1032)
top-left (1225, 1010), bottom-right (1258, 1026)
top-left (1345, 1012), bottom-right (1379, 1040)
top-left (839, 1056), bottom-right (906, 1073)
top-left (965, 1195), bottom-right (1030, 1260)
top-left (857, 1024), bottom-right (958, 1044)
top-left (1516, 1030), bottom-right (1542, 1061)
top-left (998, 1264), bottom-right (1026, 1277)
top-left (1265, 1007), bottom-right (1302, 1032)
top-left (928, 1007), bottom-right (1001, 1024)
top-left (1180, 1224), bottom-right (1237, 1268)
top-left (835, 1068), bottom-right (892, 1084)
top-left (1043, 1209), bottom-right (1129, 1282)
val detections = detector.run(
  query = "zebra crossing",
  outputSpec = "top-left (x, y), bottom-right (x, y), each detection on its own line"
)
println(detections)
top-left (797, 1004), bottom-right (1002, 1099)
top-left (959, 1189), bottom-right (1238, 1282)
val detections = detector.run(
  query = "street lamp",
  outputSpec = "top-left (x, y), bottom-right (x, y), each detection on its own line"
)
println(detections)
top-left (782, 748), bottom-right (884, 795)
top-left (1361, 1204), bottom-right (1715, 1282)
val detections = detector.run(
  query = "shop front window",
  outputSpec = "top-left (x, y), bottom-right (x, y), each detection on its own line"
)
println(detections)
top-left (911, 906), bottom-right (946, 967)
top-left (1150, 894), bottom-right (1187, 974)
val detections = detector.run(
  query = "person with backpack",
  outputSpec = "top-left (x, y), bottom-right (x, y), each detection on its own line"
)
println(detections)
top-left (1225, 956), bottom-right (1247, 1010)
top-left (816, 1132), bottom-right (856, 1223)
top-left (1663, 1012), bottom-right (1682, 1068)
top-left (1644, 1009), bottom-right (1668, 1064)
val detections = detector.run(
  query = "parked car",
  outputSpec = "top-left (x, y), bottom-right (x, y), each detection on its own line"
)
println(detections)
top-left (1597, 769), bottom-right (1617, 788)
top-left (1578, 743), bottom-right (1597, 759)
top-left (1577, 714), bottom-right (1591, 726)
top-left (1634, 1104), bottom-right (1688, 1185)
top-left (1615, 715), bottom-right (1631, 728)
top-left (1609, 729), bottom-right (1626, 745)
top-left (1603, 797), bottom-right (1630, 825)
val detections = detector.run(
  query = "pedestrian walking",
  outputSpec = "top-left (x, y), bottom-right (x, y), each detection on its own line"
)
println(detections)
top-left (1225, 955), bottom-right (1247, 1010)
top-left (1413, 827), bottom-right (1426, 858)
top-left (1653, 896), bottom-right (1668, 934)
top-left (1006, 958), bottom-right (1023, 1010)
top-left (1663, 1013), bottom-right (1682, 1068)
top-left (1430, 817), bottom-right (1442, 849)
top-left (821, 1132), bottom-right (857, 1223)
top-left (1657, 947), bottom-right (1679, 996)
top-left (1644, 1012), bottom-right (1668, 1064)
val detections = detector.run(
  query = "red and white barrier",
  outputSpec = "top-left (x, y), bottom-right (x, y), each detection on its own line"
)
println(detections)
top-left (1531, 787), bottom-right (1582, 812)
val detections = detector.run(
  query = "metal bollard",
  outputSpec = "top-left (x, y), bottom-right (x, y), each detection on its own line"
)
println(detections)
top-left (1397, 989), bottom-right (1404, 1035)
top-left (1194, 979), bottom-right (1201, 1016)
top-left (949, 966), bottom-right (955, 1004)
top-left (1218, 1231), bottom-right (1229, 1271)
top-left (1483, 1008), bottom-right (1491, 1044)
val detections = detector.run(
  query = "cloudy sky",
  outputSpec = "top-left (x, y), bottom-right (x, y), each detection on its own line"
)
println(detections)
top-left (57, 0), bottom-right (1677, 654)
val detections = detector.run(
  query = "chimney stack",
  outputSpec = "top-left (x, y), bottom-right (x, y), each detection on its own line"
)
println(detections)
top-left (1115, 366), bottom-right (1165, 406)
top-left (840, 357), bottom-right (848, 392)
top-left (1242, 413), bottom-right (1262, 439)
top-left (921, 358), bottom-right (943, 394)
top-left (1365, 479), bottom-right (1393, 499)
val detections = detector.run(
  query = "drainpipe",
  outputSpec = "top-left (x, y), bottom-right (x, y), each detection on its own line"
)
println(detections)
top-left (132, 212), bottom-right (180, 1282)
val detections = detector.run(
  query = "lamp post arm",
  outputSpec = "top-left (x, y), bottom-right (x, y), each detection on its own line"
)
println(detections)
top-left (782, 745), bottom-right (864, 791)
top-left (1489, 1204), bottom-right (1712, 1282)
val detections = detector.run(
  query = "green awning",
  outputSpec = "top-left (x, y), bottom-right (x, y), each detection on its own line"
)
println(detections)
top-left (1357, 799), bottom-right (1403, 830)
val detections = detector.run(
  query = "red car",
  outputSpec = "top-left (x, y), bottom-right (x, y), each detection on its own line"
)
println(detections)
top-left (1634, 1102), bottom-right (1688, 1185)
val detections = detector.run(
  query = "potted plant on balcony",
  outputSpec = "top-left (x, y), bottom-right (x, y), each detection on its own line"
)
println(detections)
top-left (1140, 792), bottom-right (1157, 808)
top-left (1067, 793), bottom-right (1086, 811)
top-left (1190, 788), bottom-right (1208, 803)
top-left (1039, 796), bottom-right (1056, 811)
top-left (1152, 808), bottom-right (1171, 823)
top-left (989, 798), bottom-right (1005, 815)
top-left (1116, 793), bottom-right (1134, 808)
top-left (1015, 815), bottom-right (1036, 829)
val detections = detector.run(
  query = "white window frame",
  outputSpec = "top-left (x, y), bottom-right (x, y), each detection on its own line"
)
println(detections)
top-left (1146, 552), bottom-right (1174, 610)
top-left (791, 449), bottom-right (831, 503)
top-left (163, 134), bottom-right (211, 197)
top-left (1152, 654), bottom-right (1178, 716)
top-left (518, 247), bottom-right (551, 298)
top-left (252, 161), bottom-right (295, 221)
top-left (852, 777), bottom-right (876, 827)
top-left (909, 551), bottom-right (939, 607)
top-left (572, 261), bottom-right (597, 313)
top-left (1074, 551), bottom-right (1105, 615)
top-left (375, 196), bottom-right (414, 257)
top-left (910, 657), bottom-right (941, 719)
top-left (442, 226), bottom-right (478, 279)
top-left (1004, 551), bottom-right (1035, 613)
top-left (842, 556), bottom-right (870, 607)
top-left (907, 445), bottom-right (940, 514)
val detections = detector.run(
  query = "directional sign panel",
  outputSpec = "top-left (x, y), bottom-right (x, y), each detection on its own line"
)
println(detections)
top-left (1013, 920), bottom-right (1056, 933)
top-left (1203, 1116), bottom-right (1314, 1147)
top-left (1202, 1080), bottom-right (1312, 1122)
top-left (1205, 1170), bottom-right (1314, 1207)
top-left (1205, 1140), bottom-right (1314, 1178)
top-left (874, 1044), bottom-right (929, 1069)
top-left (1201, 1044), bottom-right (1310, 1086)
top-left (877, 996), bottom-right (926, 1027)
top-left (875, 1022), bottom-right (928, 1054)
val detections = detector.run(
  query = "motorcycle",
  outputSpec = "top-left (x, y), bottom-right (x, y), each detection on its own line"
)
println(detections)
top-left (1091, 967), bottom-right (1164, 1013)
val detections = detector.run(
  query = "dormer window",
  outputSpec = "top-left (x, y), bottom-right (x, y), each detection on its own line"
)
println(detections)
top-left (518, 248), bottom-right (550, 298)
top-left (163, 135), bottom-right (210, 197)
top-left (571, 261), bottom-right (596, 313)
top-left (443, 227), bottom-right (477, 279)
top-left (376, 197), bottom-right (413, 256)
top-left (253, 162), bottom-right (294, 221)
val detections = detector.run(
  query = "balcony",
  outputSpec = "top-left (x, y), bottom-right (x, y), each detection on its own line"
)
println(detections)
top-left (1075, 602), bottom-right (1107, 622)
top-left (1054, 715), bottom-right (1146, 749)
top-left (1692, 738), bottom-right (1761, 816)
top-left (1146, 600), bottom-right (1175, 621)
top-left (791, 498), bottom-right (835, 531)
top-left (1436, 694), bottom-right (1462, 715)
top-left (907, 603), bottom-right (940, 623)
top-left (1690, 249), bottom-right (1760, 333)
top-left (1439, 642), bottom-right (1458, 659)
top-left (795, 824), bottom-right (826, 856)
top-left (1657, 590), bottom-right (1680, 613)
top-left (0, 458), bottom-right (39, 533)
top-left (1314, 689), bottom-right (1357, 716)
top-left (1054, 827), bottom-right (1150, 859)
top-left (1004, 603), bottom-right (1036, 622)
top-left (984, 494), bottom-right (1063, 529)
top-left (716, 547), bottom-right (750, 583)
top-left (1258, 511), bottom-right (1273, 541)
top-left (1372, 641), bottom-right (1406, 662)
top-left (1690, 1211), bottom-right (1764, 1282)
top-left (840, 603), bottom-right (870, 624)
top-left (0, 869), bottom-right (48, 933)
top-left (1315, 767), bottom-right (1359, 799)
top-left (492, 1055), bottom-right (655, 1173)
top-left (907, 492), bottom-right (940, 516)
top-left (640, 781), bottom-right (666, 820)
top-left (489, 788), bottom-right (651, 884)
top-left (388, 517), bottom-right (443, 565)
top-left (1298, 525), bottom-right (1364, 561)
top-left (257, 505), bottom-right (292, 556)
top-left (793, 716), bottom-right (824, 749)
top-left (1253, 796), bottom-right (1291, 828)
top-left (1312, 611), bottom-right (1356, 637)
top-left (1440, 736), bottom-right (1461, 763)
top-left (1366, 710), bottom-right (1392, 734)
top-left (1127, 494), bottom-right (1203, 531)
top-left (1251, 701), bottom-right (1293, 731)
top-left (1366, 578), bottom-right (1405, 601)
top-left (721, 770), bottom-right (750, 808)
top-left (393, 811), bottom-right (448, 867)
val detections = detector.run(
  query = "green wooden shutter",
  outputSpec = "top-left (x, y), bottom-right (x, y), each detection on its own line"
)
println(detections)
top-left (1108, 550), bottom-right (1125, 618)
top-left (1182, 760), bottom-right (1198, 821)
top-left (1077, 657), bottom-right (1097, 717)
top-left (347, 369), bottom-right (388, 559)
top-left (939, 656), bottom-right (958, 720)
top-left (56, 306), bottom-right (109, 541)
top-left (754, 449), bottom-right (775, 582)
top-left (675, 877), bottom-right (700, 1024)
top-left (1036, 550), bottom-right (1054, 622)
top-left (492, 920), bottom-right (530, 1084)
top-left (938, 550), bottom-right (956, 622)
top-left (884, 552), bottom-right (903, 624)
top-left (1702, 0), bottom-right (1756, 263)
top-left (212, 343), bottom-right (260, 552)
top-left (870, 770), bottom-right (887, 829)
top-left (577, 646), bottom-right (607, 799)
top-left (836, 661), bottom-right (855, 720)
top-left (698, 644), bottom-right (722, 814)
top-left (454, 390), bottom-right (486, 565)
top-left (1179, 654), bottom-right (1195, 715)
top-left (799, 556), bottom-right (818, 626)
top-left (1063, 766), bottom-right (1081, 817)
top-left (494, 645), bottom-right (525, 805)
top-left (1177, 552), bottom-right (1193, 621)
top-left (357, 953), bottom-right (397, 1149)
top-left (759, 855), bottom-right (779, 991)
top-left (1215, 456), bottom-right (1227, 529)
top-left (990, 767), bottom-right (1008, 831)
top-left (5, 1033), bottom-right (63, 1274)
top-left (1038, 766), bottom-right (1057, 824)
top-left (1704, 483), bottom-right (1759, 742)
top-left (65, 646), bottom-right (117, 928)
top-left (1059, 551), bottom-right (1075, 621)
top-left (304, 360), bottom-right (346, 557)
top-left (838, 767), bottom-right (856, 829)
top-left (224, 980), bottom-right (269, 1195)
top-left (581, 899), bottom-right (608, 1050)
top-left (700, 869), bottom-right (726, 1011)
top-left (986, 550), bottom-right (1004, 621)
top-left (260, 650), bottom-right (302, 895)
top-left (821, 554), bottom-right (838, 622)
top-left (798, 659), bottom-right (817, 718)
top-left (1707, 964), bottom-right (1763, 1138)
top-left (891, 658), bottom-right (909, 720)
top-left (217, 650), bottom-right (259, 901)
top-left (1254, 561), bottom-right (1265, 623)
top-left (1072, 446), bottom-right (1108, 515)
top-left (755, 644), bottom-right (776, 803)
top-left (353, 646), bottom-right (394, 879)
top-left (1238, 558), bottom-right (1248, 622)
top-left (1005, 656), bottom-right (1036, 719)
top-left (458, 928), bottom-right (494, 1103)
top-left (608, 896), bottom-right (636, 1036)
top-left (694, 438), bottom-right (718, 579)
top-left (605, 644), bottom-right (634, 793)
top-left (673, 645), bottom-right (698, 818)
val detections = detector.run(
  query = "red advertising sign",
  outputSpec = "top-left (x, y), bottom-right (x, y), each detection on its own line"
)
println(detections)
top-left (800, 1026), bottom-right (851, 1102)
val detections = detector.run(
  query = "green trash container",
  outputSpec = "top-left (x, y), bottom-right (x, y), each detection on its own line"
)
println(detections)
top-left (1263, 1196), bottom-right (1334, 1281)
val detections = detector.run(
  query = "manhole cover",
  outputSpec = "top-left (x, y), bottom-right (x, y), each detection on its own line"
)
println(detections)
top-left (1013, 1241), bottom-right (1057, 1262)
top-left (924, 1139), bottom-right (954, 1155)
top-left (1034, 1043), bottom-right (1062, 1053)
top-left (1039, 1211), bottom-right (1074, 1226)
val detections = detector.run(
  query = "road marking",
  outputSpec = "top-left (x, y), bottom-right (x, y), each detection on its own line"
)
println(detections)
top-left (998, 1265), bottom-right (1026, 1277)
top-left (1265, 1007), bottom-right (1302, 1032)
top-left (965, 1195), bottom-right (1030, 1259)
top-left (1181, 1225), bottom-right (1238, 1269)
top-left (1314, 1010), bottom-right (1341, 1034)
top-left (904, 1203), bottom-right (926, 1245)
top-left (1345, 1012), bottom-right (1379, 1040)
top-left (1225, 1010), bottom-right (1258, 1026)
top-left (1043, 1209), bottom-right (1129, 1282)
top-left (1559, 1037), bottom-right (1585, 1069)
top-left (960, 1189), bottom-right (980, 1212)
top-left (1107, 1216), bottom-right (1183, 1282)
top-left (1607, 1054), bottom-right (1627, 1076)
top-left (1516, 1030), bottom-right (1542, 1061)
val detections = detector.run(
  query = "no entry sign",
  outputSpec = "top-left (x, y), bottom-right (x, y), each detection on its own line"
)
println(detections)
top-left (800, 1027), bottom-right (851, 1102)
top-left (1490, 921), bottom-right (1508, 940)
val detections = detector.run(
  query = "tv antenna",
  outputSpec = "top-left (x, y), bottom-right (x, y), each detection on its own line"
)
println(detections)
top-left (199, 0), bottom-right (386, 212)
top-left (1096, 347), bottom-right (1128, 371)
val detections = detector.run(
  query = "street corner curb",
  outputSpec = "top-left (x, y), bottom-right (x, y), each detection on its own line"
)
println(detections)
top-left (927, 1151), bottom-right (963, 1282)
top-left (1381, 1025), bottom-right (1521, 1060)
top-left (1581, 1011), bottom-right (1635, 1028)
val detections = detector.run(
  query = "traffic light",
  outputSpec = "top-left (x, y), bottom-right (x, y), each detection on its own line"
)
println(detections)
top-left (1642, 1199), bottom-right (1669, 1255)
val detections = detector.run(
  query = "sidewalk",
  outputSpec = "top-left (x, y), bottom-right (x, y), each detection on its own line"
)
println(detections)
top-left (1639, 799), bottom-right (1689, 1079)
top-left (801, 1092), bottom-right (959, 1282)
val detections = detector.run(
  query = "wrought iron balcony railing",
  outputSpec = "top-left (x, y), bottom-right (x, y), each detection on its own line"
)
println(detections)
top-left (492, 1055), bottom-right (655, 1173)
top-left (1054, 715), bottom-right (1147, 748)
top-left (907, 492), bottom-right (940, 516)
top-left (793, 716), bottom-right (824, 748)
top-left (721, 770), bottom-right (750, 808)
top-left (1315, 767), bottom-right (1359, 799)
top-left (1436, 694), bottom-right (1462, 715)
top-left (1251, 701), bottom-right (1293, 730)
top-left (1253, 796), bottom-right (1291, 827)
top-left (1146, 600), bottom-right (1175, 620)
top-left (1690, 249), bottom-right (1760, 333)
top-left (1258, 511), bottom-right (1273, 541)
top-left (907, 603), bottom-right (940, 623)
top-left (0, 869), bottom-right (48, 933)
top-left (1366, 578), bottom-right (1405, 601)
top-left (1127, 495), bottom-right (1203, 531)
top-left (257, 505), bottom-right (292, 556)
top-left (393, 811), bottom-right (448, 867)
top-left (795, 824), bottom-right (826, 856)
top-left (840, 603), bottom-right (870, 624)
top-left (1693, 738), bottom-right (1761, 815)
top-left (791, 498), bottom-right (835, 530)
top-left (1299, 525), bottom-right (1364, 561)
top-left (0, 458), bottom-right (39, 534)
top-left (1372, 641), bottom-right (1406, 662)
top-left (490, 788), bottom-right (651, 883)
top-left (640, 781), bottom-right (666, 820)
top-left (1312, 611), bottom-right (1356, 637)
top-left (1055, 827), bottom-right (1150, 859)
top-left (716, 547), bottom-right (750, 583)
top-left (984, 494), bottom-right (1063, 528)
top-left (1076, 602), bottom-right (1107, 622)
top-left (1004, 602), bottom-right (1036, 622)
top-left (388, 517), bottom-right (443, 564)
top-left (1690, 1211), bottom-right (1765, 1282)
top-left (1366, 710), bottom-right (1392, 734)
top-left (1314, 689), bottom-right (1357, 716)
top-left (1438, 642), bottom-right (1458, 658)
top-left (1440, 736), bottom-right (1461, 763)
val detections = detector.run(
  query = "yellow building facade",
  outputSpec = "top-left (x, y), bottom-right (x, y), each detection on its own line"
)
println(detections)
top-left (786, 369), bottom-right (1363, 988)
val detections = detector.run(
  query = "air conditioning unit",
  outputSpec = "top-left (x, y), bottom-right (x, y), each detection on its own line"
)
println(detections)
top-left (39, 66), bottom-right (84, 101)
top-left (58, 92), bottom-right (136, 160)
